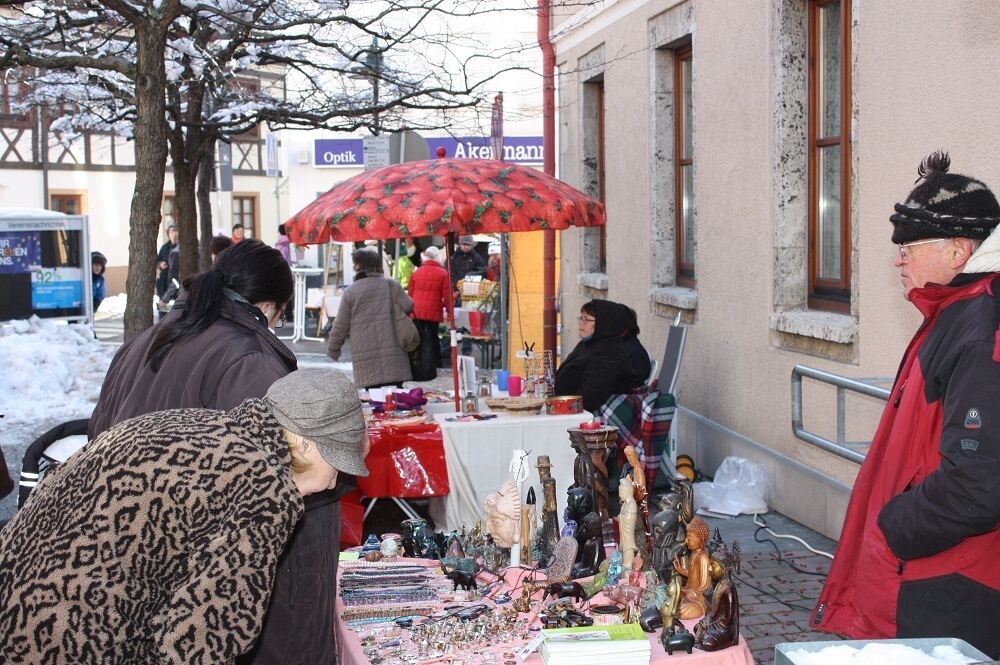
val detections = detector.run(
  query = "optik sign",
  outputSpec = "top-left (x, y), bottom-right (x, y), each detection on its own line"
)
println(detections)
top-left (314, 136), bottom-right (543, 168)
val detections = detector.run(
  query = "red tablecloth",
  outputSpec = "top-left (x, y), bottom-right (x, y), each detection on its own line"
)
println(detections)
top-left (358, 424), bottom-right (450, 498)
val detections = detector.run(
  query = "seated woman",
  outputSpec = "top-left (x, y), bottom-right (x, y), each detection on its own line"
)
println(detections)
top-left (0, 369), bottom-right (369, 665)
top-left (618, 304), bottom-right (652, 383)
top-left (554, 299), bottom-right (642, 411)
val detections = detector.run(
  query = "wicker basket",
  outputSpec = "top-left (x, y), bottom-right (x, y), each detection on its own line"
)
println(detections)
top-left (458, 279), bottom-right (498, 306)
top-left (484, 397), bottom-right (508, 411)
top-left (503, 397), bottom-right (546, 415)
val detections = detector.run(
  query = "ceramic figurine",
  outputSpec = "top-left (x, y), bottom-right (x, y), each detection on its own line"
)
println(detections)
top-left (445, 532), bottom-right (465, 559)
top-left (629, 554), bottom-right (644, 587)
top-left (561, 518), bottom-right (577, 538)
top-left (484, 479), bottom-right (522, 549)
top-left (605, 583), bottom-right (643, 607)
top-left (672, 517), bottom-right (711, 620)
top-left (583, 560), bottom-right (610, 598)
top-left (618, 477), bottom-right (639, 568)
top-left (606, 549), bottom-right (624, 586)
top-left (570, 512), bottom-right (605, 579)
top-left (642, 572), bottom-right (667, 609)
top-left (623, 445), bottom-right (653, 559)
top-left (660, 572), bottom-right (684, 631)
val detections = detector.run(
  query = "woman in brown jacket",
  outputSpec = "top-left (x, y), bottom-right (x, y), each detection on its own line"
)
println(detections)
top-left (327, 248), bottom-right (414, 389)
top-left (88, 240), bottom-right (345, 665)
top-left (0, 370), bottom-right (370, 664)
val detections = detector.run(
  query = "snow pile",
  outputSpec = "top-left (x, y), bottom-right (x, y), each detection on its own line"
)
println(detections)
top-left (96, 293), bottom-right (127, 318)
top-left (784, 643), bottom-right (979, 665)
top-left (0, 316), bottom-right (115, 426)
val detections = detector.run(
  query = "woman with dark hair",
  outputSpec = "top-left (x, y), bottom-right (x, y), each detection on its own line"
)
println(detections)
top-left (87, 240), bottom-right (348, 665)
top-left (554, 299), bottom-right (642, 411)
top-left (328, 248), bottom-right (414, 389)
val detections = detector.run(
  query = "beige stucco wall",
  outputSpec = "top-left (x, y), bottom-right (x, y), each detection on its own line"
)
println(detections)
top-left (553, 0), bottom-right (1000, 538)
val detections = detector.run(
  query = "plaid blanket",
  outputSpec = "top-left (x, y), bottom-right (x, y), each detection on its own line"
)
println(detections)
top-left (598, 381), bottom-right (676, 488)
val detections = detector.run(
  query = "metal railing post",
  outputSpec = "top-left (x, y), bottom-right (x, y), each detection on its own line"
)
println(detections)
top-left (790, 365), bottom-right (891, 464)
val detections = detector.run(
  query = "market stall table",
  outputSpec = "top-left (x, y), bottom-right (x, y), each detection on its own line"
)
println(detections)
top-left (334, 559), bottom-right (755, 665)
top-left (427, 411), bottom-right (586, 533)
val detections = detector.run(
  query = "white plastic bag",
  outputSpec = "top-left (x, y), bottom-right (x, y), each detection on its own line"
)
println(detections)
top-left (693, 456), bottom-right (770, 517)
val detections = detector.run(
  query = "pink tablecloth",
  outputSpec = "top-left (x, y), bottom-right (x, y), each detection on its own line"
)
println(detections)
top-left (335, 561), bottom-right (755, 665)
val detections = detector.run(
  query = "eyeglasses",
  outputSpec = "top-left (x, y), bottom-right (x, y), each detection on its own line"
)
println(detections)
top-left (897, 238), bottom-right (947, 261)
top-left (577, 316), bottom-right (596, 323)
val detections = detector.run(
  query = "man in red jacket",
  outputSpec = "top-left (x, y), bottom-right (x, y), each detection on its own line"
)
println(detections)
top-left (408, 245), bottom-right (450, 381)
top-left (812, 152), bottom-right (1000, 658)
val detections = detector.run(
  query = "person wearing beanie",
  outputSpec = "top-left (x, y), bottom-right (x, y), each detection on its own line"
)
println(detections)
top-left (813, 152), bottom-right (1000, 658)
top-left (408, 244), bottom-right (451, 380)
top-left (451, 234), bottom-right (486, 302)
top-left (0, 368), bottom-right (369, 664)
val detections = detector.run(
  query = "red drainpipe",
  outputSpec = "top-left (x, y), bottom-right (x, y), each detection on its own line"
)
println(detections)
top-left (538, 0), bottom-right (558, 360)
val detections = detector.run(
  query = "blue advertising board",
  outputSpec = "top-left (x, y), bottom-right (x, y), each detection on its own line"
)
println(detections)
top-left (0, 213), bottom-right (91, 322)
top-left (314, 135), bottom-right (543, 168)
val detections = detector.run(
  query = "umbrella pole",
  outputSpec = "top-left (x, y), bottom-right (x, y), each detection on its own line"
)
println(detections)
top-left (445, 232), bottom-right (460, 412)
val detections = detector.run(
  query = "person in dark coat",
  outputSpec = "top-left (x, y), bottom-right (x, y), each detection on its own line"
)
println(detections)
top-left (618, 304), bottom-right (652, 383)
top-left (408, 245), bottom-right (450, 380)
top-left (554, 299), bottom-right (642, 411)
top-left (88, 239), bottom-right (347, 665)
top-left (451, 235), bottom-right (486, 302)
top-left (155, 224), bottom-right (177, 299)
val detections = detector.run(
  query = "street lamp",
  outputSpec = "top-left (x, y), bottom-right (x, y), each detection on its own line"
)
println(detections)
top-left (349, 36), bottom-right (383, 135)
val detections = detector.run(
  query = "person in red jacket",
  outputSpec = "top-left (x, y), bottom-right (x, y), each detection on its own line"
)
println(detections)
top-left (408, 245), bottom-right (450, 381)
top-left (813, 152), bottom-right (1000, 658)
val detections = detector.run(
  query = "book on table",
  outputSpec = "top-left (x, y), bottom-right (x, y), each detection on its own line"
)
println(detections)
top-left (540, 624), bottom-right (652, 665)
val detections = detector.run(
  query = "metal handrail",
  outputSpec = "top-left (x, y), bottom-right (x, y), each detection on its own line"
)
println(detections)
top-left (791, 365), bottom-right (891, 464)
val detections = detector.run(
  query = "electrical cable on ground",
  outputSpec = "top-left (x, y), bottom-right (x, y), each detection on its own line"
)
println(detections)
top-left (753, 513), bottom-right (834, 559)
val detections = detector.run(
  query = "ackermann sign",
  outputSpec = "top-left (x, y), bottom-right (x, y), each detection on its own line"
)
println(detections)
top-left (314, 136), bottom-right (543, 168)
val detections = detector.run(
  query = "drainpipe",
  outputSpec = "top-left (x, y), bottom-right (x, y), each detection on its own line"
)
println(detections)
top-left (538, 0), bottom-right (557, 359)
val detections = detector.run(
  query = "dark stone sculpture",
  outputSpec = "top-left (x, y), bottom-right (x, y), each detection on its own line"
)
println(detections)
top-left (544, 581), bottom-right (587, 603)
top-left (570, 511), bottom-right (605, 579)
top-left (565, 487), bottom-right (594, 534)
top-left (662, 627), bottom-right (695, 655)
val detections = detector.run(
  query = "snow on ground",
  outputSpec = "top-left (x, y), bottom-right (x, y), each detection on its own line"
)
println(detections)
top-left (783, 643), bottom-right (979, 665)
top-left (0, 317), bottom-right (116, 521)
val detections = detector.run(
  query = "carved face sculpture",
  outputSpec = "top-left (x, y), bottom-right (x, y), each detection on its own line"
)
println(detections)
top-left (484, 479), bottom-right (522, 548)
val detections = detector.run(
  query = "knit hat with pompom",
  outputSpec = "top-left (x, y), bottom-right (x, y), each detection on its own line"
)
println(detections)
top-left (890, 151), bottom-right (1000, 244)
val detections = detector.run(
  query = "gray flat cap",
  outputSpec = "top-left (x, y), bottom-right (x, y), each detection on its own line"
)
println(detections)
top-left (459, 235), bottom-right (475, 245)
top-left (264, 369), bottom-right (369, 476)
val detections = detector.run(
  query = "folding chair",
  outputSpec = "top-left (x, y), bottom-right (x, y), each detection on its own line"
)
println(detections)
top-left (657, 313), bottom-right (688, 482)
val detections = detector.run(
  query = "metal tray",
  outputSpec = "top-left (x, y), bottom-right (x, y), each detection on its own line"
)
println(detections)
top-left (774, 637), bottom-right (992, 665)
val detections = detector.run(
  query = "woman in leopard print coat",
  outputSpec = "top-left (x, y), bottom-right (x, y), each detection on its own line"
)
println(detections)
top-left (0, 398), bottom-right (333, 664)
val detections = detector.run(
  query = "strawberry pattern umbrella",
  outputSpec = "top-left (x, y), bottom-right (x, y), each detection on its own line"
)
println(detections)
top-left (284, 157), bottom-right (605, 411)
top-left (284, 158), bottom-right (605, 244)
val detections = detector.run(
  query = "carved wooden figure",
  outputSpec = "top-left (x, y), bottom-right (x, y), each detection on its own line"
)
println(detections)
top-left (536, 456), bottom-right (561, 557)
top-left (623, 445), bottom-right (653, 557)
top-left (672, 517), bottom-right (711, 620)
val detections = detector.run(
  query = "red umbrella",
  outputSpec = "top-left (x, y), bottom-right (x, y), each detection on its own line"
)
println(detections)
top-left (284, 157), bottom-right (606, 409)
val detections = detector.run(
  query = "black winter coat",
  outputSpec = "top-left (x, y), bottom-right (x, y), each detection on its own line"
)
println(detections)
top-left (554, 299), bottom-right (642, 411)
top-left (89, 294), bottom-right (345, 665)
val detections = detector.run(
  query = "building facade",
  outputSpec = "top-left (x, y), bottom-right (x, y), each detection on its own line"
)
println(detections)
top-left (552, 0), bottom-right (1000, 538)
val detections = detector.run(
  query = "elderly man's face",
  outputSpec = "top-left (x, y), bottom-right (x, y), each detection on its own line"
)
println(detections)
top-left (894, 238), bottom-right (972, 297)
top-left (459, 242), bottom-right (473, 252)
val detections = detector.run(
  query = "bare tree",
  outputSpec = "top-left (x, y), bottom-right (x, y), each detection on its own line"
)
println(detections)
top-left (1, 0), bottom-right (536, 337)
